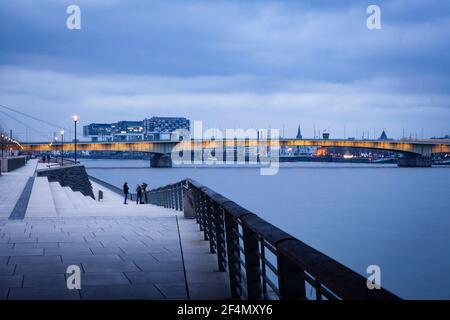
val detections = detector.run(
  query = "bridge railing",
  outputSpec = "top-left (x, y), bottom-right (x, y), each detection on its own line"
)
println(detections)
top-left (146, 179), bottom-right (400, 300)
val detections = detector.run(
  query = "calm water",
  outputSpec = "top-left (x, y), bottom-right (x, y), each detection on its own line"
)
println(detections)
top-left (83, 159), bottom-right (450, 299)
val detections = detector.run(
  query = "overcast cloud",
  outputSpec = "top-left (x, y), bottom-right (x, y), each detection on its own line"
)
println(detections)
top-left (0, 0), bottom-right (449, 140)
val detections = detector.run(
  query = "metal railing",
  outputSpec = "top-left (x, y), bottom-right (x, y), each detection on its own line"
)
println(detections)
top-left (146, 178), bottom-right (400, 300)
top-left (88, 175), bottom-right (141, 202)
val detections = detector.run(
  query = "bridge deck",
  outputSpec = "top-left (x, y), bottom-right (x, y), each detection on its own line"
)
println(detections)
top-left (0, 162), bottom-right (229, 300)
top-left (20, 138), bottom-right (450, 156)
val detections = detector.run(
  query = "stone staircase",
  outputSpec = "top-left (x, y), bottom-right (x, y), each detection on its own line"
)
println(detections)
top-left (25, 177), bottom-right (172, 218)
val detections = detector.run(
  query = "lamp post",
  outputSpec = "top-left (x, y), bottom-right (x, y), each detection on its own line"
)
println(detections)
top-left (1, 134), bottom-right (4, 158)
top-left (60, 130), bottom-right (65, 166)
top-left (72, 115), bottom-right (79, 164)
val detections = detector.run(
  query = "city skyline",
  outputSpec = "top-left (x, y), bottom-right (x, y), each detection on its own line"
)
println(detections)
top-left (1, 1), bottom-right (450, 141)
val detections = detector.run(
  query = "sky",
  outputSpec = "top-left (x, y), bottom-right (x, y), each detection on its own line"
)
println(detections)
top-left (0, 0), bottom-right (449, 141)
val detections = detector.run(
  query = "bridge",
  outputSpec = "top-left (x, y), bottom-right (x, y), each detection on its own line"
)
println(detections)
top-left (18, 138), bottom-right (450, 167)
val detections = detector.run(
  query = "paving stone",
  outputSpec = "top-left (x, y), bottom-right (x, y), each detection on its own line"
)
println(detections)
top-left (8, 255), bottom-right (62, 265)
top-left (38, 235), bottom-right (84, 242)
top-left (134, 259), bottom-right (183, 272)
top-left (59, 241), bottom-right (103, 248)
top-left (15, 263), bottom-right (74, 275)
top-left (0, 288), bottom-right (8, 300)
top-left (101, 240), bottom-right (144, 247)
top-left (119, 253), bottom-right (158, 262)
top-left (187, 271), bottom-right (229, 284)
top-left (90, 247), bottom-right (123, 255)
top-left (80, 284), bottom-right (164, 300)
top-left (0, 257), bottom-right (9, 265)
top-left (45, 247), bottom-right (93, 256)
top-left (0, 275), bottom-right (23, 288)
top-left (188, 282), bottom-right (230, 300)
top-left (0, 265), bottom-right (15, 275)
top-left (8, 287), bottom-right (80, 300)
top-left (8, 237), bottom-right (38, 243)
top-left (0, 248), bottom-right (43, 257)
top-left (125, 271), bottom-right (185, 284)
top-left (62, 254), bottom-right (122, 264)
top-left (155, 283), bottom-right (188, 299)
top-left (82, 261), bottom-right (139, 273)
top-left (13, 243), bottom-right (58, 249)
top-left (151, 252), bottom-right (182, 262)
top-left (23, 274), bottom-right (66, 288)
top-left (79, 272), bottom-right (130, 286)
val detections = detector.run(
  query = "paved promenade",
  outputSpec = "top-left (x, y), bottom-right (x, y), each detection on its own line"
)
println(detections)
top-left (0, 159), bottom-right (37, 218)
top-left (0, 161), bottom-right (229, 300)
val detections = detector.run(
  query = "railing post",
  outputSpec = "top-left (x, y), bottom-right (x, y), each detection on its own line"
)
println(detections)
top-left (172, 186), bottom-right (177, 209)
top-left (171, 186), bottom-right (175, 209)
top-left (225, 211), bottom-right (242, 299)
top-left (192, 188), bottom-right (201, 226)
top-left (242, 224), bottom-right (263, 300)
top-left (277, 252), bottom-right (307, 300)
top-left (173, 185), bottom-right (178, 210)
top-left (206, 198), bottom-right (215, 254)
top-left (163, 190), bottom-right (169, 208)
top-left (213, 202), bottom-right (226, 272)
top-left (178, 183), bottom-right (183, 211)
top-left (200, 193), bottom-right (208, 241)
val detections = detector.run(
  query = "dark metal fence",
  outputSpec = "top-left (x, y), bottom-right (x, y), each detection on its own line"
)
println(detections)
top-left (147, 178), bottom-right (400, 300)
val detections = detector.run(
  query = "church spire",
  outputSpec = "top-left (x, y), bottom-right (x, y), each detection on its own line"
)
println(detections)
top-left (296, 125), bottom-right (302, 139)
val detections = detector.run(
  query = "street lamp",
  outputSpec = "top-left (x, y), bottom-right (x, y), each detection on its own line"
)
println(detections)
top-left (1, 134), bottom-right (4, 158)
top-left (60, 130), bottom-right (65, 166)
top-left (72, 115), bottom-right (79, 164)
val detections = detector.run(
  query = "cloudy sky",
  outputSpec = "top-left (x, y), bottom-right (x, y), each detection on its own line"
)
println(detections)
top-left (0, 0), bottom-right (449, 141)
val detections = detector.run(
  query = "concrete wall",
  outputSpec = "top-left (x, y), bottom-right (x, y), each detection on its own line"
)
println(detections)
top-left (397, 156), bottom-right (432, 167)
top-left (36, 164), bottom-right (95, 198)
top-left (150, 153), bottom-right (172, 168)
top-left (0, 156), bottom-right (28, 173)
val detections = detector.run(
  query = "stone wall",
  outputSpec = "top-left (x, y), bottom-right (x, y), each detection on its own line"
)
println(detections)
top-left (37, 164), bottom-right (95, 198)
top-left (0, 156), bottom-right (28, 173)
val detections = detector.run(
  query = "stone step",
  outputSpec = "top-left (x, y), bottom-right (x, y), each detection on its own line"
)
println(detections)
top-left (72, 189), bottom-right (97, 207)
top-left (26, 177), bottom-right (58, 217)
top-left (49, 182), bottom-right (75, 210)
top-left (62, 186), bottom-right (91, 208)
top-left (56, 203), bottom-right (174, 217)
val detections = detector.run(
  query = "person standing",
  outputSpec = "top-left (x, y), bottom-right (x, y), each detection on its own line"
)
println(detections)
top-left (123, 182), bottom-right (129, 204)
top-left (136, 184), bottom-right (142, 204)
top-left (141, 182), bottom-right (148, 203)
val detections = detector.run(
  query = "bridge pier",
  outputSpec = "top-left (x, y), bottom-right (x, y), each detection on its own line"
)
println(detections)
top-left (397, 155), bottom-right (432, 167)
top-left (150, 153), bottom-right (172, 168)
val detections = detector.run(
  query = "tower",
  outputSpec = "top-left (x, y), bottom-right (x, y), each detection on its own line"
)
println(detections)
top-left (379, 130), bottom-right (388, 141)
top-left (296, 125), bottom-right (302, 140)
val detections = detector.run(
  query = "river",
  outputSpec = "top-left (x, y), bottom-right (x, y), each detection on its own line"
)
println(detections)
top-left (82, 159), bottom-right (450, 299)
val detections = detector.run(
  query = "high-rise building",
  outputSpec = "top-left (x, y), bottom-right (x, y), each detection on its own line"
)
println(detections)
top-left (143, 117), bottom-right (190, 141)
top-left (82, 123), bottom-right (114, 142)
top-left (83, 117), bottom-right (190, 142)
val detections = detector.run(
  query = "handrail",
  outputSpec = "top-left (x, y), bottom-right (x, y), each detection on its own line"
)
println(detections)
top-left (88, 175), bottom-right (138, 201)
top-left (146, 178), bottom-right (400, 300)
top-left (88, 175), bottom-right (124, 195)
